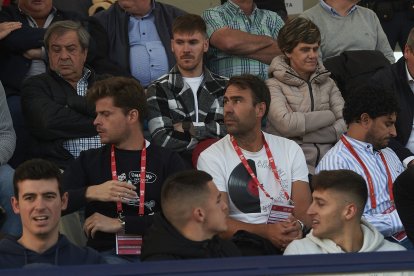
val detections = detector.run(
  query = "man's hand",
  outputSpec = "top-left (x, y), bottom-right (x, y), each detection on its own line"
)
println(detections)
top-left (0, 21), bottom-right (22, 40)
top-left (265, 219), bottom-right (302, 250)
top-left (173, 122), bottom-right (184, 133)
top-left (84, 212), bottom-right (122, 238)
top-left (85, 180), bottom-right (137, 203)
top-left (23, 48), bottom-right (43, 60)
top-left (408, 159), bottom-right (414, 167)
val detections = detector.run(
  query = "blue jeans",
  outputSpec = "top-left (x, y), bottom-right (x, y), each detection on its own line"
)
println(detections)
top-left (0, 164), bottom-right (21, 236)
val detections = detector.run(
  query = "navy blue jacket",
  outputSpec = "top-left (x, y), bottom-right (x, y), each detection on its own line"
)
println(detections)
top-left (0, 234), bottom-right (104, 268)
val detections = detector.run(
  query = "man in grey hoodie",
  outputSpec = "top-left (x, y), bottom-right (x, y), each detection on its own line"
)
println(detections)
top-left (284, 170), bottom-right (405, 254)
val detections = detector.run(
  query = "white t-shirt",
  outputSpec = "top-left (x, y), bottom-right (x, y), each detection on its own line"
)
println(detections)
top-left (183, 75), bottom-right (203, 122)
top-left (197, 132), bottom-right (309, 224)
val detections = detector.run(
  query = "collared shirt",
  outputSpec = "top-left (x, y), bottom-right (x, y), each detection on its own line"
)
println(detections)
top-left (202, 0), bottom-right (284, 80)
top-left (128, 0), bottom-right (169, 87)
top-left (316, 135), bottom-right (405, 237)
top-left (23, 7), bottom-right (56, 78)
top-left (62, 68), bottom-right (102, 157)
top-left (319, 0), bottom-right (358, 16)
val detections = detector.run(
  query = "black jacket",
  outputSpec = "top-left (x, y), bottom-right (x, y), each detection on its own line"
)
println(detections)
top-left (141, 214), bottom-right (241, 261)
top-left (370, 57), bottom-right (414, 162)
top-left (21, 68), bottom-right (99, 168)
top-left (0, 234), bottom-right (104, 268)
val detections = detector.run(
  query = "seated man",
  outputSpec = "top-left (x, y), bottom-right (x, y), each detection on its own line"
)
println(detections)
top-left (198, 74), bottom-right (311, 252)
top-left (1, 0), bottom-right (124, 167)
top-left (94, 0), bottom-right (186, 87)
top-left (147, 14), bottom-right (227, 165)
top-left (285, 170), bottom-right (405, 254)
top-left (21, 20), bottom-right (102, 169)
top-left (370, 27), bottom-right (414, 167)
top-left (0, 159), bottom-right (104, 268)
top-left (62, 76), bottom-right (187, 261)
top-left (141, 170), bottom-right (241, 261)
top-left (301, 0), bottom-right (394, 63)
top-left (0, 81), bottom-right (19, 236)
top-left (202, 0), bottom-right (284, 80)
top-left (317, 84), bottom-right (411, 248)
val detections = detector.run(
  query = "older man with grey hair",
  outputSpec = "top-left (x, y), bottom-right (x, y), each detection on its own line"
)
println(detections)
top-left (21, 20), bottom-right (103, 169)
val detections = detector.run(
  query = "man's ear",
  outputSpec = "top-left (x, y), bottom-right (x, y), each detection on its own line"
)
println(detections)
top-left (61, 192), bottom-right (68, 211)
top-left (192, 207), bottom-right (205, 223)
top-left (11, 197), bottom-right (20, 215)
top-left (360, 113), bottom-right (372, 128)
top-left (256, 102), bottom-right (266, 118)
top-left (343, 203), bottom-right (357, 221)
top-left (128, 109), bottom-right (139, 124)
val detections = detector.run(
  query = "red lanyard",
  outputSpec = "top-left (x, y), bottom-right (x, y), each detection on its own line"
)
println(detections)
top-left (340, 135), bottom-right (394, 209)
top-left (230, 134), bottom-right (290, 202)
top-left (111, 142), bottom-right (147, 216)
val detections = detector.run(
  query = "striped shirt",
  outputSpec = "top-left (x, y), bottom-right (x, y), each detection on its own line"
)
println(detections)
top-left (202, 0), bottom-right (284, 80)
top-left (62, 68), bottom-right (102, 158)
top-left (316, 135), bottom-right (405, 237)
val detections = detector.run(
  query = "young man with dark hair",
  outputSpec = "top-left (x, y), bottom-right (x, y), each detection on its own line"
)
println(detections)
top-left (0, 159), bottom-right (104, 268)
top-left (141, 170), bottom-right (241, 260)
top-left (198, 74), bottom-right (311, 252)
top-left (62, 76), bottom-right (187, 262)
top-left (147, 14), bottom-right (228, 166)
top-left (317, 84), bottom-right (411, 248)
top-left (284, 170), bottom-right (405, 254)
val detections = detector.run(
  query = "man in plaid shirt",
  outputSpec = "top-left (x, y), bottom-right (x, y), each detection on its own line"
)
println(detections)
top-left (147, 14), bottom-right (227, 166)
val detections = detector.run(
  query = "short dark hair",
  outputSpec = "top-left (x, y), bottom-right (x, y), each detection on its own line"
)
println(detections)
top-left (13, 159), bottom-right (63, 197)
top-left (343, 84), bottom-right (399, 125)
top-left (277, 17), bottom-right (320, 54)
top-left (312, 170), bottom-right (368, 217)
top-left (226, 74), bottom-right (271, 118)
top-left (86, 76), bottom-right (147, 124)
top-left (172, 14), bottom-right (207, 37)
top-left (161, 170), bottom-right (212, 227)
top-left (44, 20), bottom-right (90, 51)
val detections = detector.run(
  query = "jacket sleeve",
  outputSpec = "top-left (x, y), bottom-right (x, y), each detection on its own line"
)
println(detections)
top-left (61, 152), bottom-right (89, 214)
top-left (0, 82), bottom-right (16, 165)
top-left (146, 83), bottom-right (194, 152)
top-left (21, 75), bottom-right (96, 141)
top-left (266, 79), bottom-right (336, 137)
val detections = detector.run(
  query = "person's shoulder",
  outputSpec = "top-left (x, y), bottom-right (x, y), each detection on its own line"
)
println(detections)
top-left (58, 235), bottom-right (105, 264)
top-left (79, 145), bottom-right (109, 159)
top-left (155, 1), bottom-right (186, 15)
top-left (199, 135), bottom-right (230, 157)
top-left (0, 235), bottom-right (20, 253)
top-left (264, 132), bottom-right (302, 150)
top-left (301, 4), bottom-right (322, 18)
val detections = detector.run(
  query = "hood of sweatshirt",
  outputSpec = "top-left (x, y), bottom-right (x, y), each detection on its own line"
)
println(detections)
top-left (307, 219), bottom-right (388, 253)
top-left (0, 234), bottom-right (71, 268)
top-left (268, 55), bottom-right (330, 86)
top-left (141, 214), bottom-right (239, 260)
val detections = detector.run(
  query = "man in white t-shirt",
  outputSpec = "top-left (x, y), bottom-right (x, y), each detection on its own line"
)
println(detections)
top-left (197, 74), bottom-right (312, 252)
top-left (147, 14), bottom-right (228, 166)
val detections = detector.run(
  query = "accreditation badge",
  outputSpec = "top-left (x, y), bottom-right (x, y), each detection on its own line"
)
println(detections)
top-left (382, 205), bottom-right (407, 242)
top-left (115, 233), bottom-right (143, 255)
top-left (267, 200), bottom-right (294, 224)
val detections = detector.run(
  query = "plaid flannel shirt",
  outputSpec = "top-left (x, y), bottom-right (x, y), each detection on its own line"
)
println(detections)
top-left (147, 65), bottom-right (227, 152)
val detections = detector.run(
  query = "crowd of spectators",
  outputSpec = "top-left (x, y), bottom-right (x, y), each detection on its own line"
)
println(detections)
top-left (0, 0), bottom-right (413, 270)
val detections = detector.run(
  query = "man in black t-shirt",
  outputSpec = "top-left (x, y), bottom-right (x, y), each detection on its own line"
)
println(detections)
top-left (62, 77), bottom-right (187, 262)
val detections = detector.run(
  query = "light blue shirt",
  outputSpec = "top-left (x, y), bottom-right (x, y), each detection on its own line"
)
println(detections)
top-left (128, 2), bottom-right (169, 87)
top-left (316, 135), bottom-right (405, 237)
top-left (62, 68), bottom-right (102, 157)
top-left (319, 0), bottom-right (357, 16)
